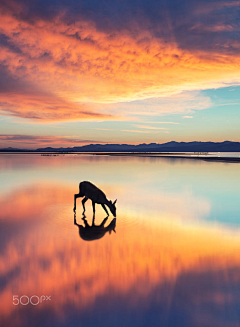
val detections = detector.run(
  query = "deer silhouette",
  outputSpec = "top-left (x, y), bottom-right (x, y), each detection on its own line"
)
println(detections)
top-left (74, 213), bottom-right (116, 241)
top-left (73, 181), bottom-right (117, 217)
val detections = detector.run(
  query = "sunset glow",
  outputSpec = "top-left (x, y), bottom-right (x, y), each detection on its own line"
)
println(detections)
top-left (0, 0), bottom-right (240, 147)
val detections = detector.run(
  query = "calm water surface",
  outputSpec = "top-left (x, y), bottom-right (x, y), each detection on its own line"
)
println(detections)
top-left (0, 154), bottom-right (240, 327)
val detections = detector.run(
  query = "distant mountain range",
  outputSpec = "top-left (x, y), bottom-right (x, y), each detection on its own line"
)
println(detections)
top-left (1, 141), bottom-right (240, 152)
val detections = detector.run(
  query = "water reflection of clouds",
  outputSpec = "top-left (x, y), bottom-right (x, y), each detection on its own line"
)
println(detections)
top-left (0, 155), bottom-right (240, 326)
top-left (120, 188), bottom-right (211, 222)
top-left (0, 179), bottom-right (211, 228)
top-left (0, 183), bottom-right (240, 326)
top-left (0, 183), bottom-right (74, 222)
top-left (1, 221), bottom-right (240, 326)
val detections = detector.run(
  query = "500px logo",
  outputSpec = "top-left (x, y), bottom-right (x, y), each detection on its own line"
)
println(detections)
top-left (13, 295), bottom-right (51, 306)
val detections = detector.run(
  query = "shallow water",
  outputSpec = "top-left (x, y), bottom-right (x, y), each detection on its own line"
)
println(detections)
top-left (0, 154), bottom-right (240, 327)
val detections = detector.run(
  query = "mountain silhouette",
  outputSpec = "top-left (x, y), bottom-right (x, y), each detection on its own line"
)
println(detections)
top-left (1, 141), bottom-right (240, 152)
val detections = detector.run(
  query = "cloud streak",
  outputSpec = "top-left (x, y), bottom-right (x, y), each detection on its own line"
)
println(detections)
top-left (0, 134), bottom-right (106, 147)
top-left (120, 129), bottom-right (160, 134)
top-left (135, 125), bottom-right (168, 130)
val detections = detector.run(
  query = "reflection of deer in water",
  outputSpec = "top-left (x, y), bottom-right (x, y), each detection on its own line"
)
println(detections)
top-left (74, 213), bottom-right (116, 241)
top-left (73, 181), bottom-right (117, 217)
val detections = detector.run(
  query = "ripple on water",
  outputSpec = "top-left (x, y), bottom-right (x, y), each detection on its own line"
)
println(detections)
top-left (43, 204), bottom-right (139, 236)
top-left (43, 204), bottom-right (76, 237)
top-left (117, 213), bottom-right (138, 229)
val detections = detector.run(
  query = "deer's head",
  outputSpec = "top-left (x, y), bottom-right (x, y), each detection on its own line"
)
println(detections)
top-left (108, 199), bottom-right (117, 217)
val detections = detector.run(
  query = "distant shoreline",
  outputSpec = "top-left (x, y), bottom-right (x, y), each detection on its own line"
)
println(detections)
top-left (0, 151), bottom-right (240, 163)
top-left (96, 153), bottom-right (240, 163)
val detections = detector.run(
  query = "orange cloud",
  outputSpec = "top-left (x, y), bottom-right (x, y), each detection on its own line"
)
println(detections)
top-left (0, 92), bottom-right (112, 121)
top-left (0, 4), bottom-right (240, 121)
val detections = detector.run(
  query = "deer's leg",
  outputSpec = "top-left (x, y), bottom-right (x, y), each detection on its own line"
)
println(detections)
top-left (100, 217), bottom-right (108, 227)
top-left (92, 201), bottom-right (96, 217)
top-left (73, 193), bottom-right (81, 212)
top-left (92, 214), bottom-right (95, 227)
top-left (82, 217), bottom-right (90, 228)
top-left (82, 197), bottom-right (88, 215)
top-left (101, 204), bottom-right (109, 217)
top-left (74, 212), bottom-right (81, 227)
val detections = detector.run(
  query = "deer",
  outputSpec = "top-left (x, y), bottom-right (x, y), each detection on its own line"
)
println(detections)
top-left (74, 213), bottom-right (116, 241)
top-left (73, 181), bottom-right (117, 217)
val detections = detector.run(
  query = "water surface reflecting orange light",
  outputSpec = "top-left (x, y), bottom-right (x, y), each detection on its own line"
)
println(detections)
top-left (0, 154), bottom-right (240, 327)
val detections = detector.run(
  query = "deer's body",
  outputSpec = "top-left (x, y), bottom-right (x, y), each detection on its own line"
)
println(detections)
top-left (79, 181), bottom-right (107, 204)
top-left (73, 181), bottom-right (117, 217)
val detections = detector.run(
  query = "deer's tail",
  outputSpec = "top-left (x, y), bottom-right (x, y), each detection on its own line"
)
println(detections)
top-left (79, 183), bottom-right (85, 197)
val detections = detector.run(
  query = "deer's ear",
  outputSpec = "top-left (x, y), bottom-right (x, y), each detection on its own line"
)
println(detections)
top-left (113, 199), bottom-right (117, 205)
top-left (109, 200), bottom-right (112, 204)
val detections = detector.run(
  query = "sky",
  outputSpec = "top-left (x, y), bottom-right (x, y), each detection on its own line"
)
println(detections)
top-left (0, 0), bottom-right (240, 148)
